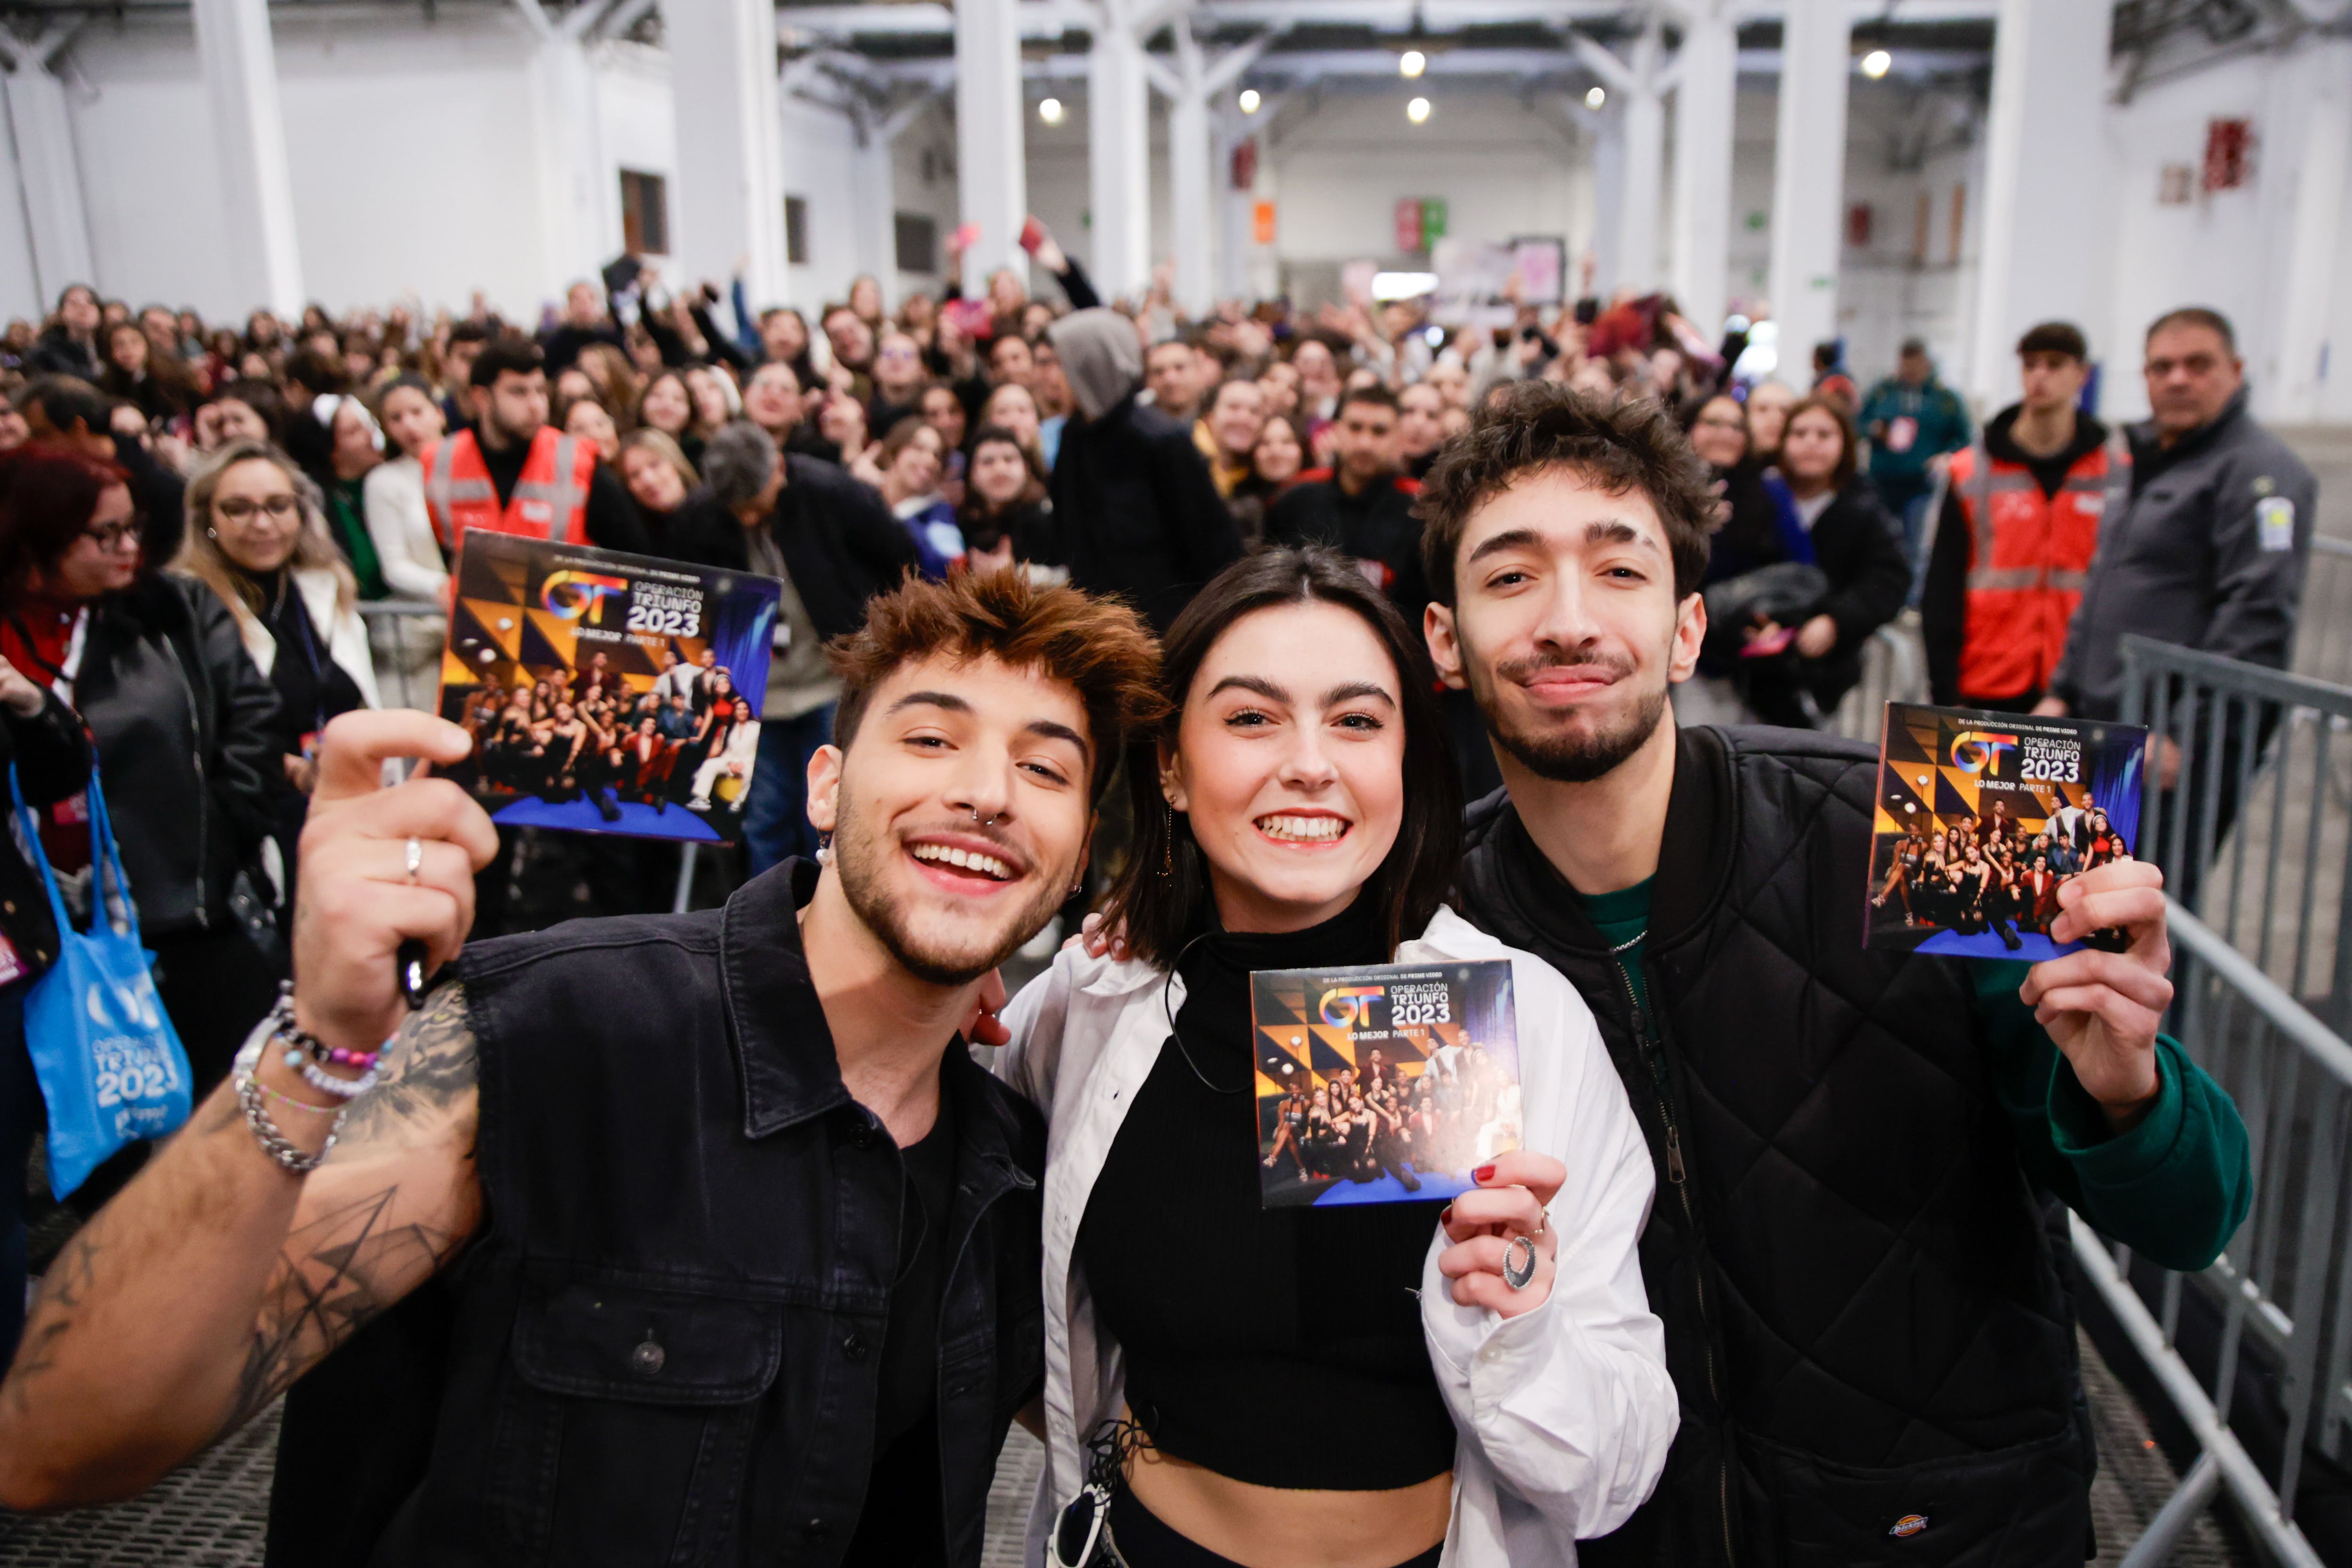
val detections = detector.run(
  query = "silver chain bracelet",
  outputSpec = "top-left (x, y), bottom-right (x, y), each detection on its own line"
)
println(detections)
top-left (230, 1018), bottom-right (348, 1175)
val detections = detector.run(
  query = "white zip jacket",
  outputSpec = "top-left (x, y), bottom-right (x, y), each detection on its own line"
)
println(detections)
top-left (994, 904), bottom-right (1676, 1566)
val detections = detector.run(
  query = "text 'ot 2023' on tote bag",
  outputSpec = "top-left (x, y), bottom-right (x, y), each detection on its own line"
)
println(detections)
top-left (11, 761), bottom-right (191, 1198)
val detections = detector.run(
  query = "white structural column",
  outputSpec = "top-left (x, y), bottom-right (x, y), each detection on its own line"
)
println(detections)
top-left (2263, 40), bottom-right (2352, 421)
top-left (191, 0), bottom-right (303, 316)
top-left (1154, 21), bottom-right (1278, 316)
top-left (857, 95), bottom-right (939, 307)
top-left (1966, 0), bottom-right (2114, 407)
top-left (1669, 0), bottom-right (1738, 333)
top-left (1583, 107), bottom-right (1625, 299)
top-left (955, 0), bottom-right (1028, 296)
top-left (515, 2), bottom-right (616, 298)
top-left (1213, 105), bottom-right (1249, 302)
top-left (1572, 18), bottom-right (1666, 296)
top-left (0, 28), bottom-right (94, 306)
top-left (670, 0), bottom-right (792, 307)
top-left (1765, 0), bottom-right (1852, 372)
top-left (1089, 5), bottom-right (1153, 302)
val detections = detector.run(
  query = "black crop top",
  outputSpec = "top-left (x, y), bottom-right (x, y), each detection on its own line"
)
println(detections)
top-left (1073, 898), bottom-right (1457, 1491)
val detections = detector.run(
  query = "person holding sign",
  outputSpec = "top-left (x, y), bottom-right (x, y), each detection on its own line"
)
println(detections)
top-left (999, 547), bottom-right (1671, 1568)
top-left (0, 571), bottom-right (1165, 1568)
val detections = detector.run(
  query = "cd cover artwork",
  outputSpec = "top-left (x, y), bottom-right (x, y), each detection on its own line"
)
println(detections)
top-left (1251, 958), bottom-right (1520, 1210)
top-left (1866, 702), bottom-right (2149, 961)
top-left (436, 530), bottom-right (781, 843)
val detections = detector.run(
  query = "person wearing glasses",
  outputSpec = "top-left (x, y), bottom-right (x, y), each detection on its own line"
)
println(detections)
top-left (1000, 548), bottom-right (1672, 1568)
top-left (171, 440), bottom-right (380, 893)
top-left (0, 444), bottom-right (280, 1182)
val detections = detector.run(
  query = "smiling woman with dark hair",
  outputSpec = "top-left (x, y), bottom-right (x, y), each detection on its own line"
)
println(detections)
top-left (997, 545), bottom-right (1673, 1568)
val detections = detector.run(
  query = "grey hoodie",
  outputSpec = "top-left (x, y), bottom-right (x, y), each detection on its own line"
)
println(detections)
top-left (1045, 309), bottom-right (1142, 423)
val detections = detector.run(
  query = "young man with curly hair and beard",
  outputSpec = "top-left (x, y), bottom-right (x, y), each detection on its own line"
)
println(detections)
top-left (0, 571), bottom-right (1164, 1568)
top-left (1419, 382), bottom-right (2251, 1567)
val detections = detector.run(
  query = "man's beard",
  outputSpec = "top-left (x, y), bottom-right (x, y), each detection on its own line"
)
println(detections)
top-left (1466, 644), bottom-right (1669, 785)
top-left (830, 794), bottom-right (1065, 988)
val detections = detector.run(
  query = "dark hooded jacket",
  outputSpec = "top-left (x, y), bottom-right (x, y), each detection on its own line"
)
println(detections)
top-left (1041, 310), bottom-right (1241, 633)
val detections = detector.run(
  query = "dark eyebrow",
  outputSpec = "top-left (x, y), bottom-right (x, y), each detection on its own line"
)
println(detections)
top-left (886, 689), bottom-right (971, 717)
top-left (1463, 527), bottom-right (1545, 567)
top-left (1025, 719), bottom-right (1089, 757)
top-left (1586, 518), bottom-right (1659, 552)
top-left (1321, 681), bottom-right (1396, 708)
top-left (1206, 674), bottom-right (1290, 704)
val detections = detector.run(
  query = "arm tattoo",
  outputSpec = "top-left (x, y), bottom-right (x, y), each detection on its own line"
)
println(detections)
top-left (333, 982), bottom-right (480, 1148)
top-left (218, 1185), bottom-right (465, 1436)
top-left (2, 1213), bottom-right (108, 1415)
top-left (219, 984), bottom-right (481, 1435)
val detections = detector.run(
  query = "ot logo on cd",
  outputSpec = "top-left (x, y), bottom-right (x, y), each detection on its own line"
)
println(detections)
top-left (541, 571), bottom-right (628, 625)
top-left (1319, 986), bottom-right (1384, 1027)
top-left (1949, 730), bottom-right (2018, 776)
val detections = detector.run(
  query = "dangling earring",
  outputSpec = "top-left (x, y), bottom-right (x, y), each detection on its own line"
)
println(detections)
top-left (206, 527), bottom-right (218, 540)
top-left (1160, 801), bottom-right (1174, 877)
top-left (815, 832), bottom-right (834, 867)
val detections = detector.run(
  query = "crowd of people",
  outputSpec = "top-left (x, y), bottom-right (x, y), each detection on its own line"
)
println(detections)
top-left (0, 224), bottom-right (2319, 1568)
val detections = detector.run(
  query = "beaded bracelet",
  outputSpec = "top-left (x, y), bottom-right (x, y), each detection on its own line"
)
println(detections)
top-left (250, 1075), bottom-right (340, 1117)
top-left (261, 984), bottom-right (384, 1077)
top-left (262, 982), bottom-right (381, 1081)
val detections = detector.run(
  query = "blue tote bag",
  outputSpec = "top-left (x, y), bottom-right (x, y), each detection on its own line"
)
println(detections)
top-left (11, 762), bottom-right (192, 1198)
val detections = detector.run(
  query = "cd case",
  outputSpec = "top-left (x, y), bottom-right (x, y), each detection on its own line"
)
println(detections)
top-left (1866, 702), bottom-right (2148, 961)
top-left (436, 530), bottom-right (781, 843)
top-left (1251, 958), bottom-right (1520, 1209)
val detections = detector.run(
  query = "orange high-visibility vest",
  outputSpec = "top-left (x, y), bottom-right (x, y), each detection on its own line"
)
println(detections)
top-left (419, 427), bottom-right (596, 551)
top-left (1947, 433), bottom-right (2127, 702)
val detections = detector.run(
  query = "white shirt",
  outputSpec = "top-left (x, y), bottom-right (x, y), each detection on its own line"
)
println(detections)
top-left (993, 904), bottom-right (1676, 1567)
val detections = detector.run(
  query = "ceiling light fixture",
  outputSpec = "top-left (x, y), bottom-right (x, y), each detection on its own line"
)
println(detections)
top-left (1399, 48), bottom-right (1426, 78)
top-left (1407, 95), bottom-right (1431, 124)
top-left (1860, 48), bottom-right (1891, 78)
top-left (1585, 85), bottom-right (1606, 109)
top-left (1239, 88), bottom-right (1261, 113)
top-left (1039, 96), bottom-right (1065, 124)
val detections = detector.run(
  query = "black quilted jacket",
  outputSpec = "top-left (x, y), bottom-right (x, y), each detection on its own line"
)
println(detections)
top-left (1456, 725), bottom-right (2093, 1568)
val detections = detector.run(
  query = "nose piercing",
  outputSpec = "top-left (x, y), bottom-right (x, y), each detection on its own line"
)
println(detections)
top-left (971, 807), bottom-right (1000, 828)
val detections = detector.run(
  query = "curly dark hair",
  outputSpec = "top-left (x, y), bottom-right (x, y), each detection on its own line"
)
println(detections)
top-left (1415, 381), bottom-right (1718, 604)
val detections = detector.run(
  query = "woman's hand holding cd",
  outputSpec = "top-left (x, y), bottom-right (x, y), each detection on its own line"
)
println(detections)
top-left (1437, 1151), bottom-right (1566, 1318)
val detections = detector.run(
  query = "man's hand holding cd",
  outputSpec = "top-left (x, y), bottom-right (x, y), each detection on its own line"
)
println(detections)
top-left (2018, 858), bottom-right (2175, 1133)
top-left (294, 711), bottom-right (501, 1056)
top-left (1437, 1152), bottom-right (1566, 1318)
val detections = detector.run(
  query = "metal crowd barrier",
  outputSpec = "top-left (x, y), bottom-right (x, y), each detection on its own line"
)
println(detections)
top-left (2294, 536), bottom-right (2352, 689)
top-left (2079, 898), bottom-right (2350, 1568)
top-left (1828, 619), bottom-right (1928, 741)
top-left (2117, 634), bottom-right (2352, 1023)
top-left (357, 599), bottom-right (445, 715)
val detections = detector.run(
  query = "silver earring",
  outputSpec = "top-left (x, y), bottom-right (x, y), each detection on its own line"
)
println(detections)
top-left (206, 526), bottom-right (218, 540)
top-left (815, 833), bottom-right (833, 866)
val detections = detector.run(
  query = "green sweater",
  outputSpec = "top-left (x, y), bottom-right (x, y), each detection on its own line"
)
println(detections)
top-left (1569, 879), bottom-right (2252, 1274)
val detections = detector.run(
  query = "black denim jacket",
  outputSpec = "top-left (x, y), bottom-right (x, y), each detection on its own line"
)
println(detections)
top-left (276, 861), bottom-right (1045, 1567)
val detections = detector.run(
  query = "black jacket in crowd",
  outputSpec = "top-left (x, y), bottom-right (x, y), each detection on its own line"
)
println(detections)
top-left (0, 689), bottom-right (98, 976)
top-left (1783, 477), bottom-right (1911, 711)
top-left (1263, 469), bottom-right (1430, 619)
top-left (25, 326), bottom-right (100, 381)
top-left (1456, 725), bottom-right (2113, 1568)
top-left (1046, 392), bottom-right (1242, 634)
top-left (668, 453), bottom-right (918, 639)
top-left (71, 573), bottom-right (279, 935)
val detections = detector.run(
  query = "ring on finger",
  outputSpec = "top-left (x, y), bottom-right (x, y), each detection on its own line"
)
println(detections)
top-left (1502, 1234), bottom-right (1538, 1291)
top-left (404, 837), bottom-right (424, 885)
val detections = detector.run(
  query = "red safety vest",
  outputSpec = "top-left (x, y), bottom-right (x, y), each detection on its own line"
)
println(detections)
top-left (419, 426), bottom-right (596, 551)
top-left (1946, 433), bottom-right (2126, 703)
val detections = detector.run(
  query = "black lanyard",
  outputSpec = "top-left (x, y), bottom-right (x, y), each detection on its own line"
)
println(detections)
top-left (270, 574), bottom-right (331, 742)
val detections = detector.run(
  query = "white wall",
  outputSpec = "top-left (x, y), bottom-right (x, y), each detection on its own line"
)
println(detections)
top-left (1259, 87), bottom-right (1585, 294)
top-left (0, 75), bottom-right (51, 323)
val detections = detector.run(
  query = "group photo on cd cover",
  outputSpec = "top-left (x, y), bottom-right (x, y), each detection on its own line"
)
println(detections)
top-left (1866, 702), bottom-right (2150, 961)
top-left (1251, 959), bottom-right (1521, 1210)
top-left (435, 530), bottom-right (782, 843)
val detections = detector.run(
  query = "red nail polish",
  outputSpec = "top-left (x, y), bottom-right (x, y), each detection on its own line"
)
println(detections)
top-left (1473, 1164), bottom-right (1495, 1182)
